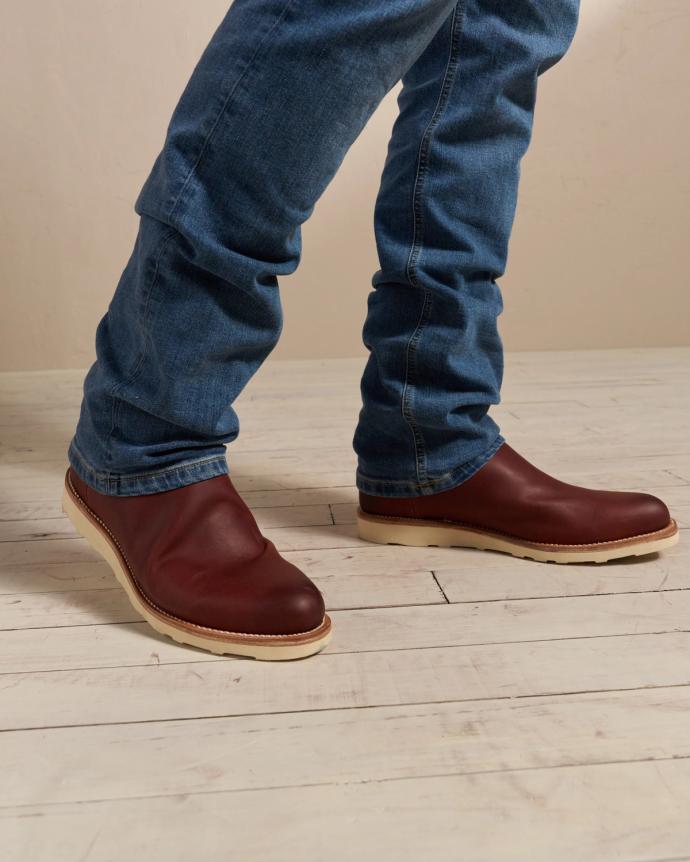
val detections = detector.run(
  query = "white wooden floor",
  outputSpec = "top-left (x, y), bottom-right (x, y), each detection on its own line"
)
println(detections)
top-left (1, 348), bottom-right (690, 861)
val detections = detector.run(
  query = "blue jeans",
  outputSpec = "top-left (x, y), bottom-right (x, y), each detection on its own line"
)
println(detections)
top-left (69, 0), bottom-right (579, 497)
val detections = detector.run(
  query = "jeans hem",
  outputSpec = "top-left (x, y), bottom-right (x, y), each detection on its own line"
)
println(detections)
top-left (355, 434), bottom-right (504, 498)
top-left (67, 440), bottom-right (229, 497)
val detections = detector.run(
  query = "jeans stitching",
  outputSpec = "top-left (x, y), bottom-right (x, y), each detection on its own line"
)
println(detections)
top-left (405, 2), bottom-right (463, 285)
top-left (69, 442), bottom-right (229, 497)
top-left (110, 455), bottom-right (226, 483)
top-left (357, 433), bottom-right (504, 496)
top-left (400, 2), bottom-right (464, 491)
top-left (401, 289), bottom-right (434, 486)
top-left (167, 0), bottom-right (298, 225)
top-left (70, 437), bottom-right (227, 482)
top-left (104, 227), bottom-right (177, 490)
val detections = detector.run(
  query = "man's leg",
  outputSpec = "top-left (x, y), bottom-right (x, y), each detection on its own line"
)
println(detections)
top-left (356, 0), bottom-right (579, 495)
top-left (356, 0), bottom-right (678, 562)
top-left (64, 1), bottom-right (461, 659)
top-left (70, 0), bottom-right (456, 496)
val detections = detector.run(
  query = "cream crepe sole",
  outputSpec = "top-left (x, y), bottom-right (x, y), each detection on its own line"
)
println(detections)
top-left (62, 481), bottom-right (332, 660)
top-left (357, 509), bottom-right (679, 564)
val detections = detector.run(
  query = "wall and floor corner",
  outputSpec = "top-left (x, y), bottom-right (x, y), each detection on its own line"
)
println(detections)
top-left (1, 0), bottom-right (689, 373)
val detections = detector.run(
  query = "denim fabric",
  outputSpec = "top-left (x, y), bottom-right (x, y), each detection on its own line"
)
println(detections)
top-left (69, 0), bottom-right (579, 497)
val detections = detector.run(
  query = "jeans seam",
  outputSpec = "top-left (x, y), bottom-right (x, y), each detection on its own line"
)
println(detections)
top-left (107, 454), bottom-right (226, 483)
top-left (405, 2), bottom-right (463, 286)
top-left (400, 2), bottom-right (464, 490)
top-left (105, 227), bottom-right (177, 489)
top-left (401, 289), bottom-right (434, 486)
top-left (166, 0), bottom-right (298, 225)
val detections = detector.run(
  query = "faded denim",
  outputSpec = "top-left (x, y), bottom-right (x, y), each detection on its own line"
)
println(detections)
top-left (69, 0), bottom-right (580, 497)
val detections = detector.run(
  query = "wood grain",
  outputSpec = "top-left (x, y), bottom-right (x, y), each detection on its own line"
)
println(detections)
top-left (1, 349), bottom-right (689, 861)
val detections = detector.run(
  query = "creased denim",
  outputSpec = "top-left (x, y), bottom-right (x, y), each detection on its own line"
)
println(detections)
top-left (69, 0), bottom-right (580, 497)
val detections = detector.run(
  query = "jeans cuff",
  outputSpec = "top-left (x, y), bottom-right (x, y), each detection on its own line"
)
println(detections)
top-left (355, 434), bottom-right (505, 498)
top-left (67, 440), bottom-right (229, 496)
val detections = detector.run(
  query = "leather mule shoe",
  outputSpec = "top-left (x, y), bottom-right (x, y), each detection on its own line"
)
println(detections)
top-left (63, 470), bottom-right (331, 659)
top-left (357, 443), bottom-right (679, 564)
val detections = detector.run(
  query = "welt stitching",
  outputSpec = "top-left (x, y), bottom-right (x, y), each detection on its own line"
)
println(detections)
top-left (167, 0), bottom-right (298, 225)
top-left (66, 474), bottom-right (325, 640)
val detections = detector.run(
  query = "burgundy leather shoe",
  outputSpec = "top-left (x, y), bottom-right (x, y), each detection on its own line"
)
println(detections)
top-left (358, 443), bottom-right (679, 563)
top-left (63, 469), bottom-right (331, 659)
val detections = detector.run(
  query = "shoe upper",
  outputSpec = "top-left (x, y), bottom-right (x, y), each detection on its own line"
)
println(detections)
top-left (359, 443), bottom-right (672, 546)
top-left (68, 470), bottom-right (325, 636)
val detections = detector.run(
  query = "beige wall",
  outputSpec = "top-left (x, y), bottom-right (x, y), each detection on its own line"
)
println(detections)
top-left (1, 0), bottom-right (688, 372)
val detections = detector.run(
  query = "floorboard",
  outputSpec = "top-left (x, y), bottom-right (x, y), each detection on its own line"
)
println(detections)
top-left (0, 348), bottom-right (689, 860)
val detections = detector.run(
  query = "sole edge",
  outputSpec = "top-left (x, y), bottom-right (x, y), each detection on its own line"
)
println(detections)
top-left (356, 510), bottom-right (679, 564)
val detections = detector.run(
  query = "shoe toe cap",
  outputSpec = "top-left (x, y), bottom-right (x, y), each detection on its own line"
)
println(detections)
top-left (628, 492), bottom-right (672, 536)
top-left (270, 579), bottom-right (326, 636)
top-left (238, 548), bottom-right (326, 636)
